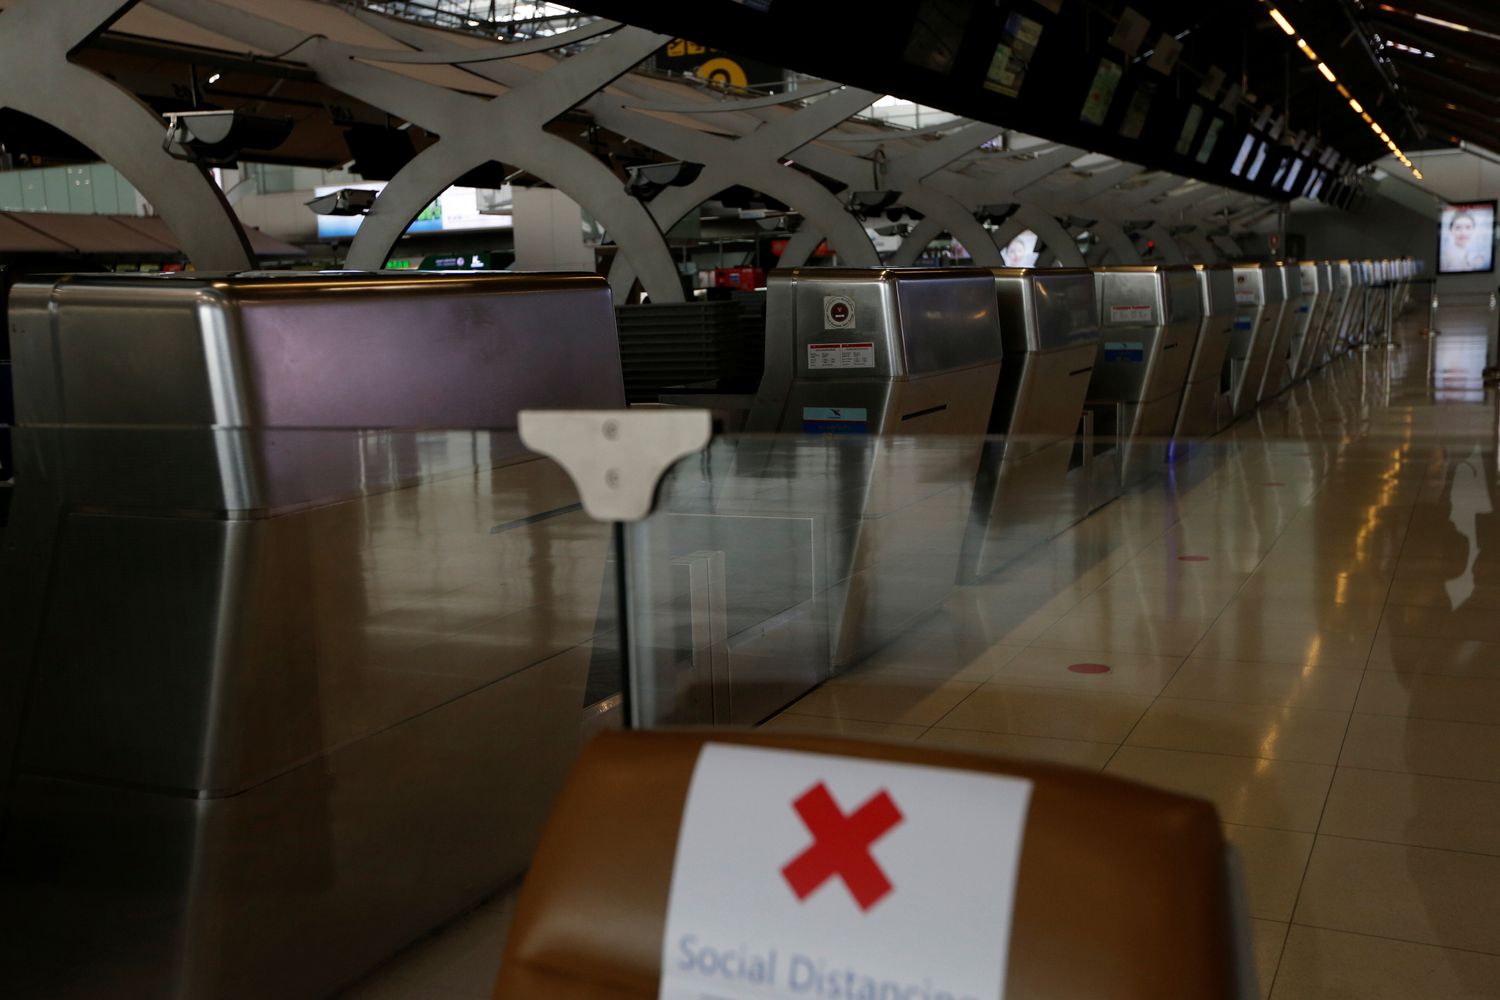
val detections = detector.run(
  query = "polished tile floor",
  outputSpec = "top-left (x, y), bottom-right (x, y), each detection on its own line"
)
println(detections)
top-left (348, 305), bottom-right (1500, 998)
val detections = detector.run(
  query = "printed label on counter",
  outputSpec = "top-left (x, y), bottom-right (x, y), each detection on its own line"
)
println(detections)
top-left (1109, 303), bottom-right (1156, 324)
top-left (807, 342), bottom-right (875, 370)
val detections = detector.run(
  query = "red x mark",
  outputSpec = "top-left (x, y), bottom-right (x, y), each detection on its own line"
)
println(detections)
top-left (781, 782), bottom-right (903, 912)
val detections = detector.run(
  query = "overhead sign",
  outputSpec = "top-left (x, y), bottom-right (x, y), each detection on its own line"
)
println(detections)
top-left (656, 38), bottom-right (784, 89)
top-left (658, 744), bottom-right (1033, 1000)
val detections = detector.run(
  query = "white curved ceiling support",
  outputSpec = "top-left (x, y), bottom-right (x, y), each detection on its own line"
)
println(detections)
top-left (889, 216), bottom-right (946, 267)
top-left (157, 2), bottom-right (686, 301)
top-left (623, 80), bottom-right (843, 113)
top-left (1012, 205), bottom-right (1087, 267)
top-left (775, 225), bottom-right (828, 269)
top-left (341, 13), bottom-right (621, 62)
top-left (0, 0), bottom-right (254, 269)
top-left (1177, 231), bottom-right (1222, 263)
top-left (1091, 221), bottom-right (1142, 265)
top-left (596, 85), bottom-right (884, 295)
top-left (787, 118), bottom-right (1009, 267)
top-left (1141, 223), bottom-right (1188, 264)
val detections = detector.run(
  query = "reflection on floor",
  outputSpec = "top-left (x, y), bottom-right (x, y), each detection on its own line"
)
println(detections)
top-left (348, 309), bottom-right (1500, 999)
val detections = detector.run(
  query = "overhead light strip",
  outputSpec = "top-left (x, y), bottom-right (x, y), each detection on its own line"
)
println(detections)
top-left (1259, 2), bottom-right (1422, 182)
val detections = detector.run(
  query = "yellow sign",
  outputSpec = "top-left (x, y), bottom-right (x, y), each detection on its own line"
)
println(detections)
top-left (697, 56), bottom-right (748, 88)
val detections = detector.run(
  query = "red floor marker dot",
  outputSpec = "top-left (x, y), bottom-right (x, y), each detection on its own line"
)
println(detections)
top-left (1068, 662), bottom-right (1111, 674)
top-left (1177, 555), bottom-right (1210, 562)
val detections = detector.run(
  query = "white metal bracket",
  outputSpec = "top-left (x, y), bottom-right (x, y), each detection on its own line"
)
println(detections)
top-left (517, 409), bottom-right (711, 522)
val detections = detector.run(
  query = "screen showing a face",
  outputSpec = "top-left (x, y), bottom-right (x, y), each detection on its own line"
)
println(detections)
top-left (1439, 201), bottom-right (1497, 274)
top-left (1002, 229), bottom-right (1040, 267)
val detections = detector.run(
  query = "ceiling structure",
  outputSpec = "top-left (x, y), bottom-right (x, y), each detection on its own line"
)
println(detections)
top-left (0, 0), bottom-right (1310, 278)
top-left (1356, 0), bottom-right (1500, 155)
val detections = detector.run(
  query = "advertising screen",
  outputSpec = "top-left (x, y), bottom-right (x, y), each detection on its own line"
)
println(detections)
top-left (1438, 201), bottom-right (1496, 275)
top-left (1002, 229), bottom-right (1040, 267)
top-left (314, 182), bottom-right (511, 238)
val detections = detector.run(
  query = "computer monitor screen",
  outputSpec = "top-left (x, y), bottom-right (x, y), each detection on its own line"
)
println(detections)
top-left (1438, 201), bottom-right (1496, 274)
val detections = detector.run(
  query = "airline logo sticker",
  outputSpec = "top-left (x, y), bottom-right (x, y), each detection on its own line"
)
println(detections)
top-left (658, 744), bottom-right (1032, 1000)
top-left (807, 342), bottom-right (875, 370)
top-left (802, 407), bottom-right (869, 434)
top-left (824, 295), bottom-right (856, 330)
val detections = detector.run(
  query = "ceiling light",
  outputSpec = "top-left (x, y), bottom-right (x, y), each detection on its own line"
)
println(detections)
top-left (207, 72), bottom-right (221, 84)
top-left (1317, 62), bottom-right (1337, 82)
top-left (1297, 39), bottom-right (1319, 61)
top-left (1362, 112), bottom-right (1373, 122)
top-left (1414, 12), bottom-right (1470, 32)
top-left (1414, 170), bottom-right (1424, 179)
top-left (1269, 8), bottom-right (1296, 35)
top-left (1350, 98), bottom-right (1364, 113)
top-left (1337, 84), bottom-right (1352, 98)
top-left (1371, 121), bottom-right (1383, 134)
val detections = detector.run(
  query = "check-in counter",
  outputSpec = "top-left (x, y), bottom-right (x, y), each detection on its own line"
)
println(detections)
top-left (1321, 259), bottom-right (1356, 363)
top-left (627, 268), bottom-right (1003, 726)
top-left (1258, 262), bottom-right (1304, 400)
top-left (1286, 261), bottom-right (1330, 384)
top-left (1087, 265), bottom-right (1202, 480)
top-left (1226, 263), bottom-right (1287, 417)
top-left (961, 267), bottom-right (1099, 579)
top-left (1174, 264), bottom-right (1236, 439)
top-left (0, 271), bottom-right (622, 999)
top-left (747, 267), bottom-right (1001, 436)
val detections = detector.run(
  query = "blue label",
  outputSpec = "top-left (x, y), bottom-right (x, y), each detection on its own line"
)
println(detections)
top-left (1233, 319), bottom-right (1253, 331)
top-left (1102, 341), bottom-right (1145, 362)
top-left (802, 406), bottom-right (868, 434)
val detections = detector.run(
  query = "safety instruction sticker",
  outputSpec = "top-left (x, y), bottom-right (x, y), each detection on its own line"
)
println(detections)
top-left (824, 295), bottom-right (856, 330)
top-left (807, 342), bottom-right (875, 370)
top-left (1234, 276), bottom-right (1256, 304)
top-left (658, 744), bottom-right (1032, 1000)
top-left (1109, 303), bottom-right (1155, 324)
top-left (802, 407), bottom-right (869, 434)
top-left (1103, 341), bottom-right (1146, 362)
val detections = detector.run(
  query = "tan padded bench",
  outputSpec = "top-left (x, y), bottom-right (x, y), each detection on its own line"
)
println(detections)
top-left (494, 729), bottom-right (1248, 999)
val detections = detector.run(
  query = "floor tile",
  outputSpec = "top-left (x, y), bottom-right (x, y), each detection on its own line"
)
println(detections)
top-left (1364, 635), bottom-right (1500, 677)
top-left (934, 682), bottom-right (1152, 743)
top-left (1163, 658), bottom-right (1365, 711)
top-left (987, 645), bottom-right (1185, 697)
top-left (1339, 714), bottom-right (1500, 783)
top-left (1191, 619), bottom-right (1375, 667)
top-left (1320, 767), bottom-right (1500, 856)
top-left (1270, 925), bottom-right (1500, 1000)
top-left (785, 675), bottom-right (979, 727)
top-left (1227, 824), bottom-right (1316, 922)
top-left (1378, 604), bottom-right (1500, 644)
top-left (1029, 611), bottom-right (1214, 656)
top-left (915, 728), bottom-right (1116, 769)
top-left (846, 637), bottom-right (1027, 684)
top-left (1105, 746), bottom-right (1334, 831)
top-left (1216, 596), bottom-right (1387, 635)
top-left (1295, 835), bottom-right (1500, 955)
top-left (1355, 671), bottom-right (1500, 725)
top-left (1251, 920), bottom-right (1288, 1000)
top-left (1126, 697), bottom-right (1351, 764)
top-left (759, 715), bottom-right (927, 741)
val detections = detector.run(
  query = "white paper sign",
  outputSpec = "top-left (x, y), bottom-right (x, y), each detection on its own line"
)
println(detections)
top-left (807, 342), bottom-right (875, 370)
top-left (658, 744), bottom-right (1033, 1000)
